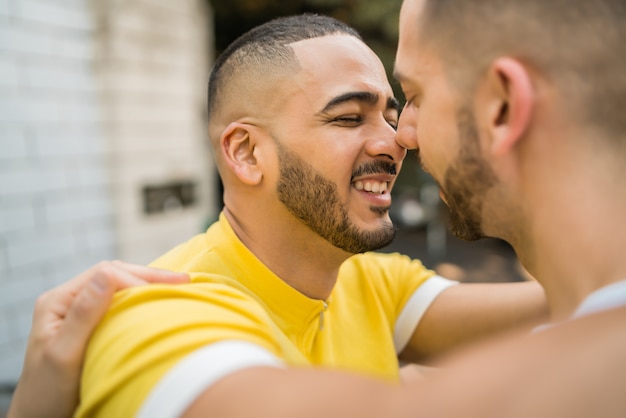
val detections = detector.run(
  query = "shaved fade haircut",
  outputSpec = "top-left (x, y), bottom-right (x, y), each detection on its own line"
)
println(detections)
top-left (416, 0), bottom-right (626, 138)
top-left (207, 14), bottom-right (361, 124)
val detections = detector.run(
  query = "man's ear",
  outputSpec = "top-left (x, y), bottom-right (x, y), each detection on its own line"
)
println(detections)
top-left (220, 122), bottom-right (263, 185)
top-left (483, 57), bottom-right (535, 157)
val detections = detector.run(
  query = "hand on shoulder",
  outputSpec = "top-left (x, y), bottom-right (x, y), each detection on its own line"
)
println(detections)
top-left (7, 261), bottom-right (189, 418)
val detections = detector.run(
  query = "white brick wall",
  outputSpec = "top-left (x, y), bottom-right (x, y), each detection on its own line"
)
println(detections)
top-left (96, 0), bottom-right (215, 265)
top-left (0, 0), bottom-right (214, 384)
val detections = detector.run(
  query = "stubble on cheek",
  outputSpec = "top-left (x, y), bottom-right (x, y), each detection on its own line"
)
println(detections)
top-left (442, 108), bottom-right (498, 241)
top-left (444, 158), bottom-right (496, 241)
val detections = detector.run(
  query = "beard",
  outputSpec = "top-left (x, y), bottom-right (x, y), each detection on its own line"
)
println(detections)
top-left (441, 107), bottom-right (497, 241)
top-left (275, 140), bottom-right (396, 254)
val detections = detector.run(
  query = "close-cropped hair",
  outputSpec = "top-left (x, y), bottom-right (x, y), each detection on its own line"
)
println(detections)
top-left (416, 0), bottom-right (626, 137)
top-left (207, 14), bottom-right (362, 122)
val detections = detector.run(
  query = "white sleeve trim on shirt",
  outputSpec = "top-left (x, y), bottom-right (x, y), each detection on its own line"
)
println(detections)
top-left (393, 275), bottom-right (459, 354)
top-left (135, 340), bottom-right (284, 418)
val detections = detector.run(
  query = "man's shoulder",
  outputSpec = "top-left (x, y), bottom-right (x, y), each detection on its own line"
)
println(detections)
top-left (107, 274), bottom-right (267, 322)
top-left (79, 275), bottom-right (281, 417)
top-left (150, 216), bottom-right (253, 277)
top-left (149, 232), bottom-right (216, 272)
top-left (336, 252), bottom-right (436, 302)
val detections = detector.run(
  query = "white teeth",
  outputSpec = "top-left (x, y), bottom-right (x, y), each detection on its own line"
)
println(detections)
top-left (354, 180), bottom-right (388, 194)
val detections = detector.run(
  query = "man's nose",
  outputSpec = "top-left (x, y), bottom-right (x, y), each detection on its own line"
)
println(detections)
top-left (395, 105), bottom-right (418, 150)
top-left (366, 121), bottom-right (407, 163)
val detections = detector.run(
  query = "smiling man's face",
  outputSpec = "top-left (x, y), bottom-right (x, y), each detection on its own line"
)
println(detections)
top-left (268, 34), bottom-right (406, 253)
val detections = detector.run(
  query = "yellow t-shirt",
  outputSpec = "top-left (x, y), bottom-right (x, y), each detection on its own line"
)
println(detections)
top-left (76, 213), bottom-right (450, 417)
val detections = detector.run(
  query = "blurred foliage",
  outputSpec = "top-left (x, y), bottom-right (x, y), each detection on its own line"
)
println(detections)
top-left (207, 0), bottom-right (404, 99)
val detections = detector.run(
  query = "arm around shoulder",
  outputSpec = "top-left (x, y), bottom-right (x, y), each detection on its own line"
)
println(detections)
top-left (401, 280), bottom-right (548, 362)
top-left (182, 366), bottom-right (407, 418)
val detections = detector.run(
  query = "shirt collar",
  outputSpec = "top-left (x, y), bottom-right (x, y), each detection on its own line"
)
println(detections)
top-left (571, 279), bottom-right (626, 319)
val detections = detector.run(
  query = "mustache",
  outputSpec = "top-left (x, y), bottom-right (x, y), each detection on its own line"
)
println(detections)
top-left (351, 161), bottom-right (397, 179)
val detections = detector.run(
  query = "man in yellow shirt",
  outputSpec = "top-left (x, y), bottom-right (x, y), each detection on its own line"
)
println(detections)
top-left (75, 13), bottom-right (545, 418)
top-left (11, 0), bottom-right (626, 416)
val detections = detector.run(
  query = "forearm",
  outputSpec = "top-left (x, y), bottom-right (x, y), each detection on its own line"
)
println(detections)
top-left (183, 366), bottom-right (410, 418)
top-left (402, 281), bottom-right (549, 362)
top-left (402, 305), bottom-right (626, 418)
top-left (184, 306), bottom-right (626, 418)
top-left (8, 373), bottom-right (77, 418)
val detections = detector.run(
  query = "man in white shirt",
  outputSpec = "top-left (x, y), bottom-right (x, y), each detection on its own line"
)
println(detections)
top-left (10, 0), bottom-right (626, 416)
top-left (394, 0), bottom-right (626, 324)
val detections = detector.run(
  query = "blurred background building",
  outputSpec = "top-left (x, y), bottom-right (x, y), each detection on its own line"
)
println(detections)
top-left (0, 0), bottom-right (214, 388)
top-left (0, 0), bottom-right (527, 404)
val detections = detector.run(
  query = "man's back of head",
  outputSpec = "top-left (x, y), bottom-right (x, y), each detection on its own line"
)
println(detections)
top-left (416, 0), bottom-right (626, 139)
top-left (395, 0), bottom-right (626, 319)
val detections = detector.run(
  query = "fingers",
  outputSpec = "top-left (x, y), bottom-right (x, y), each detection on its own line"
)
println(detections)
top-left (51, 261), bottom-right (189, 301)
top-left (49, 272), bottom-right (117, 368)
top-left (35, 261), bottom-right (189, 364)
top-left (10, 274), bottom-right (117, 418)
top-left (9, 260), bottom-right (189, 418)
top-left (110, 260), bottom-right (190, 285)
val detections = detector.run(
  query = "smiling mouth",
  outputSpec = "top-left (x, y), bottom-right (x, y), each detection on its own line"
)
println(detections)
top-left (353, 180), bottom-right (389, 194)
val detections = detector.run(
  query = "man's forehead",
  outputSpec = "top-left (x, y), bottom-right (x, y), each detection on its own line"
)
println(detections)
top-left (288, 34), bottom-right (394, 102)
top-left (289, 34), bottom-right (382, 73)
top-left (395, 0), bottom-right (430, 84)
top-left (288, 33), bottom-right (363, 50)
top-left (398, 0), bottom-right (427, 48)
top-left (394, 47), bottom-right (440, 89)
top-left (401, 0), bottom-right (427, 23)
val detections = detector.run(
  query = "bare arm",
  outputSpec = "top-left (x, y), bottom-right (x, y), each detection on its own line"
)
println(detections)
top-left (401, 280), bottom-right (549, 362)
top-left (397, 305), bottom-right (626, 418)
top-left (179, 281), bottom-right (548, 418)
top-left (185, 305), bottom-right (625, 418)
top-left (7, 261), bottom-right (189, 418)
top-left (183, 366), bottom-right (406, 418)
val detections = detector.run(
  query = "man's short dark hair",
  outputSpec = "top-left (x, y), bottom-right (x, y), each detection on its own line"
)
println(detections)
top-left (207, 14), bottom-right (361, 122)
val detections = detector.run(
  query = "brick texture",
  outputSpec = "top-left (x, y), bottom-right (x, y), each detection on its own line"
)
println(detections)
top-left (0, 0), bottom-right (214, 384)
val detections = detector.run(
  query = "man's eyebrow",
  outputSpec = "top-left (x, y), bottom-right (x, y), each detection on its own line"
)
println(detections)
top-left (319, 91), bottom-right (399, 114)
top-left (387, 96), bottom-right (400, 113)
top-left (320, 91), bottom-right (378, 113)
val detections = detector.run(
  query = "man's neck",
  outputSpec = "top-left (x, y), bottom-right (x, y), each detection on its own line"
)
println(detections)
top-left (223, 207), bottom-right (351, 300)
top-left (520, 173), bottom-right (626, 322)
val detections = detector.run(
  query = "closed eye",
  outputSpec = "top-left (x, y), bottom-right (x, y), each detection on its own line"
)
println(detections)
top-left (333, 115), bottom-right (363, 126)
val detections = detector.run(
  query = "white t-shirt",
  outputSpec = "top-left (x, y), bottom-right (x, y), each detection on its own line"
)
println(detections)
top-left (571, 279), bottom-right (626, 319)
top-left (535, 279), bottom-right (626, 333)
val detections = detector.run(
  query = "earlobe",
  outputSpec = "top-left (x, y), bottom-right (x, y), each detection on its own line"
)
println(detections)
top-left (488, 57), bottom-right (535, 156)
top-left (220, 122), bottom-right (263, 185)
